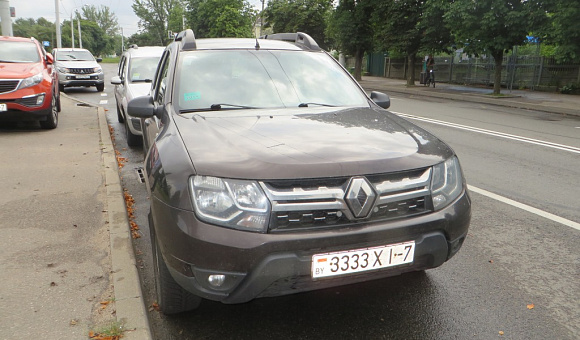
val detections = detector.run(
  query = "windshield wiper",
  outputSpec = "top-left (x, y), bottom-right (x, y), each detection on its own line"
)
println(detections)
top-left (131, 79), bottom-right (152, 83)
top-left (298, 102), bottom-right (337, 108)
top-left (209, 103), bottom-right (260, 110)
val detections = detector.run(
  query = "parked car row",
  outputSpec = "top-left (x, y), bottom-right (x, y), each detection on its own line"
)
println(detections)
top-left (0, 35), bottom-right (105, 129)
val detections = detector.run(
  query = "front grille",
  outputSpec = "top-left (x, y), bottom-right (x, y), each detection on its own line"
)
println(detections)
top-left (69, 68), bottom-right (94, 74)
top-left (0, 80), bottom-right (20, 94)
top-left (262, 168), bottom-right (433, 232)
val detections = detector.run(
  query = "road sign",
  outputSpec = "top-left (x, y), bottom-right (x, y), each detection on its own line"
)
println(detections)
top-left (43, 41), bottom-right (50, 47)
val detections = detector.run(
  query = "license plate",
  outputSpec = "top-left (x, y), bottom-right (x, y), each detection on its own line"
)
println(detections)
top-left (76, 75), bottom-right (90, 79)
top-left (312, 241), bottom-right (415, 279)
top-left (0, 103), bottom-right (6, 111)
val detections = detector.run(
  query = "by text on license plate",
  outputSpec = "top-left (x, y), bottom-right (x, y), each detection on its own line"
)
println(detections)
top-left (0, 103), bottom-right (6, 112)
top-left (311, 241), bottom-right (415, 279)
top-left (76, 75), bottom-right (90, 79)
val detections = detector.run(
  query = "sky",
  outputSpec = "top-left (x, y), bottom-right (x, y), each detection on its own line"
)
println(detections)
top-left (11, 0), bottom-right (266, 37)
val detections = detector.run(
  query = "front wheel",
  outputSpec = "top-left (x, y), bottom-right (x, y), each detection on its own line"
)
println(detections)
top-left (96, 83), bottom-right (105, 92)
top-left (40, 92), bottom-right (58, 129)
top-left (125, 118), bottom-right (142, 147)
top-left (151, 219), bottom-right (201, 315)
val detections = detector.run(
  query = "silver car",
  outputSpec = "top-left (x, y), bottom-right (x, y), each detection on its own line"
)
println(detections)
top-left (52, 48), bottom-right (104, 92)
top-left (111, 45), bottom-right (164, 147)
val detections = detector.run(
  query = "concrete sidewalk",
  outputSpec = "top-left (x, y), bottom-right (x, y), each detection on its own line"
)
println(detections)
top-left (0, 96), bottom-right (150, 340)
top-left (359, 76), bottom-right (580, 117)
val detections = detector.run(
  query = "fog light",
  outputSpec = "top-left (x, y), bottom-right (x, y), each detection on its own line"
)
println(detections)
top-left (36, 94), bottom-right (45, 105)
top-left (208, 274), bottom-right (226, 287)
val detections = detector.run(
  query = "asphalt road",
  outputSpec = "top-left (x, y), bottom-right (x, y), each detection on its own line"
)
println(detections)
top-left (68, 62), bottom-right (580, 340)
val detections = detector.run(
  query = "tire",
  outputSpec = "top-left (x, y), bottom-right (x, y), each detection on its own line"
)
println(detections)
top-left (40, 92), bottom-right (58, 129)
top-left (116, 103), bottom-right (124, 123)
top-left (59, 84), bottom-right (64, 92)
top-left (150, 215), bottom-right (201, 315)
top-left (96, 83), bottom-right (105, 92)
top-left (125, 118), bottom-right (142, 147)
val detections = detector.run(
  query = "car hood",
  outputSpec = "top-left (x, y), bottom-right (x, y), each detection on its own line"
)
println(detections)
top-left (55, 60), bottom-right (98, 68)
top-left (174, 107), bottom-right (453, 180)
top-left (0, 62), bottom-right (42, 79)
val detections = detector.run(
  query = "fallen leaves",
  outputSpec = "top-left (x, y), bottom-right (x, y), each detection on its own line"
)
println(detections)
top-left (124, 190), bottom-right (141, 239)
top-left (89, 330), bottom-right (123, 340)
top-left (149, 302), bottom-right (160, 312)
top-left (115, 150), bottom-right (128, 169)
top-left (527, 303), bottom-right (535, 310)
top-left (499, 331), bottom-right (504, 336)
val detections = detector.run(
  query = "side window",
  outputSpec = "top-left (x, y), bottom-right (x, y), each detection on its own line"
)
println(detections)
top-left (154, 50), bottom-right (171, 104)
top-left (118, 56), bottom-right (126, 78)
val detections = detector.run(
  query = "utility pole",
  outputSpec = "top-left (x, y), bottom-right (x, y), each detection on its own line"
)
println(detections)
top-left (0, 0), bottom-right (13, 36)
top-left (78, 16), bottom-right (82, 48)
top-left (70, 13), bottom-right (74, 48)
top-left (260, 0), bottom-right (265, 36)
top-left (55, 0), bottom-right (62, 48)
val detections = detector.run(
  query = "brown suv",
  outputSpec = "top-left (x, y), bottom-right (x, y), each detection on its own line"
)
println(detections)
top-left (128, 30), bottom-right (471, 314)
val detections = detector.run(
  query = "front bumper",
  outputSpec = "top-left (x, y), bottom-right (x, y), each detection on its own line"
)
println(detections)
top-left (58, 72), bottom-right (104, 87)
top-left (0, 92), bottom-right (53, 122)
top-left (152, 189), bottom-right (471, 304)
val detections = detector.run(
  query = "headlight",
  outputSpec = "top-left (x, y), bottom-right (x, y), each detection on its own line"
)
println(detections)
top-left (431, 156), bottom-right (464, 210)
top-left (93, 66), bottom-right (103, 74)
top-left (190, 176), bottom-right (270, 232)
top-left (17, 72), bottom-right (43, 90)
top-left (57, 67), bottom-right (69, 73)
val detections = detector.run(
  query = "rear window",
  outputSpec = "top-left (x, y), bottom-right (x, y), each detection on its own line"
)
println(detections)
top-left (0, 41), bottom-right (41, 63)
top-left (175, 50), bottom-right (368, 111)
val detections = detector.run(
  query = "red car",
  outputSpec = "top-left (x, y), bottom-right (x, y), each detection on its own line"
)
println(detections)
top-left (0, 36), bottom-right (60, 129)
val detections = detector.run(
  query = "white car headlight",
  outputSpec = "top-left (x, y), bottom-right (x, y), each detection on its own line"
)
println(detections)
top-left (93, 66), bottom-right (103, 74)
top-left (17, 72), bottom-right (43, 90)
top-left (57, 67), bottom-right (69, 73)
top-left (431, 156), bottom-right (464, 210)
top-left (190, 176), bottom-right (270, 232)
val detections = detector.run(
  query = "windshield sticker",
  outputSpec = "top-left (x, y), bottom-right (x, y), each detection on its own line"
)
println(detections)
top-left (184, 92), bottom-right (201, 101)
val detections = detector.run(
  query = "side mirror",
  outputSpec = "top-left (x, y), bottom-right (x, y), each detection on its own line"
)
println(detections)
top-left (46, 53), bottom-right (54, 65)
top-left (370, 91), bottom-right (391, 109)
top-left (110, 76), bottom-right (123, 85)
top-left (96, 57), bottom-right (103, 62)
top-left (128, 95), bottom-right (156, 118)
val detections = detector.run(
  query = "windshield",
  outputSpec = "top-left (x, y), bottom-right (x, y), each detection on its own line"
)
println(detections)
top-left (56, 50), bottom-right (95, 61)
top-left (129, 56), bottom-right (161, 83)
top-left (175, 50), bottom-right (368, 111)
top-left (0, 41), bottom-right (41, 63)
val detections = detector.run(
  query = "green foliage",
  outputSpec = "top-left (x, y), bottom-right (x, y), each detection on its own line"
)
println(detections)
top-left (13, 18), bottom-right (56, 47)
top-left (133, 0), bottom-right (184, 45)
top-left (81, 5), bottom-right (119, 36)
top-left (60, 20), bottom-right (109, 56)
top-left (185, 0), bottom-right (256, 38)
top-left (264, 0), bottom-right (333, 49)
top-left (540, 0), bottom-right (580, 62)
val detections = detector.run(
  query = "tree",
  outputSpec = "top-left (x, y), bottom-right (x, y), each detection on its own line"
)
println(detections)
top-left (185, 0), bottom-right (256, 38)
top-left (81, 5), bottom-right (119, 37)
top-left (327, 0), bottom-right (374, 81)
top-left (13, 18), bottom-right (56, 48)
top-left (264, 0), bottom-right (333, 49)
top-left (445, 0), bottom-right (547, 94)
top-left (541, 0), bottom-right (580, 62)
top-left (133, 0), bottom-right (184, 45)
top-left (60, 19), bottom-right (109, 56)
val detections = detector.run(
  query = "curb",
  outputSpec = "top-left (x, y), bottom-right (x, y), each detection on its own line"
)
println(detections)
top-left (361, 83), bottom-right (580, 117)
top-left (97, 106), bottom-right (153, 340)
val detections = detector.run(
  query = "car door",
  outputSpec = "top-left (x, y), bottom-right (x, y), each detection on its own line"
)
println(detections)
top-left (143, 50), bottom-right (171, 153)
top-left (116, 55), bottom-right (128, 118)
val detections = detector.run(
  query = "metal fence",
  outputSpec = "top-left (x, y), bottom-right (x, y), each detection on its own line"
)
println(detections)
top-left (376, 55), bottom-right (580, 91)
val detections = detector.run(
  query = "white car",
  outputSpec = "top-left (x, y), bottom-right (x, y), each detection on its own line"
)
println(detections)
top-left (52, 48), bottom-right (104, 92)
top-left (110, 45), bottom-right (164, 147)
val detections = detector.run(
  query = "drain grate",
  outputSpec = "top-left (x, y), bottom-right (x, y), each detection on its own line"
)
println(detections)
top-left (135, 167), bottom-right (146, 183)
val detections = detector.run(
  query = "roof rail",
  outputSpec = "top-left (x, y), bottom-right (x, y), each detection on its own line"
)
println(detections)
top-left (259, 32), bottom-right (320, 51)
top-left (175, 29), bottom-right (196, 51)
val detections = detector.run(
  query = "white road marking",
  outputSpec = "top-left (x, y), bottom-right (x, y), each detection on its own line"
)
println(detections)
top-left (469, 185), bottom-right (580, 231)
top-left (393, 112), bottom-right (580, 154)
top-left (99, 100), bottom-right (108, 105)
top-left (101, 93), bottom-right (107, 97)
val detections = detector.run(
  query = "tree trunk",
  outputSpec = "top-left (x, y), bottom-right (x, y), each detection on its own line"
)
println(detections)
top-left (354, 48), bottom-right (363, 81)
top-left (491, 49), bottom-right (504, 95)
top-left (407, 53), bottom-right (416, 86)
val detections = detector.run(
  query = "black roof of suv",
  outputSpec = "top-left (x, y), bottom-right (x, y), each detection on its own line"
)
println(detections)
top-left (127, 29), bottom-right (471, 314)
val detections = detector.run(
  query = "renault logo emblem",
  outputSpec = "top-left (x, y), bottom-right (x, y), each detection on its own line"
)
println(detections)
top-left (345, 177), bottom-right (377, 218)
